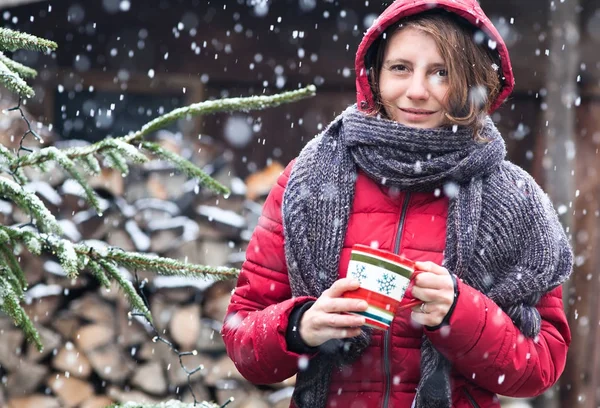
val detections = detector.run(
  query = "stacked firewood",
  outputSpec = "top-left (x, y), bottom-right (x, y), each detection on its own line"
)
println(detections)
top-left (0, 114), bottom-right (294, 406)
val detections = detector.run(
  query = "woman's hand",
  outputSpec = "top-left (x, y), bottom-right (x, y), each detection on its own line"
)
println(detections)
top-left (410, 261), bottom-right (456, 327)
top-left (299, 278), bottom-right (368, 347)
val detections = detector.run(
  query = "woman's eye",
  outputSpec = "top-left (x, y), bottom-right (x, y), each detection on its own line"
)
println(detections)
top-left (436, 69), bottom-right (448, 77)
top-left (390, 64), bottom-right (407, 72)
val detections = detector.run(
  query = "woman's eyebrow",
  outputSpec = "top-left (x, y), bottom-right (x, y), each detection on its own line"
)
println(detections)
top-left (384, 58), bottom-right (446, 68)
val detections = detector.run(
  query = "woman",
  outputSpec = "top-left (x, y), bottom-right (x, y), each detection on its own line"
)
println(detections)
top-left (222, 0), bottom-right (572, 407)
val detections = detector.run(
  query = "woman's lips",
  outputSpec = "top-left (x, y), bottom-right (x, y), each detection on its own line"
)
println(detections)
top-left (400, 108), bottom-right (435, 115)
top-left (399, 108), bottom-right (437, 121)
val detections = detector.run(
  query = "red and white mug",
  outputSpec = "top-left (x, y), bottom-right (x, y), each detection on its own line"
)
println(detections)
top-left (342, 244), bottom-right (423, 330)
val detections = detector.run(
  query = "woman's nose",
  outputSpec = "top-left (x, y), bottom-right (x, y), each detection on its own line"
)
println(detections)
top-left (405, 74), bottom-right (430, 100)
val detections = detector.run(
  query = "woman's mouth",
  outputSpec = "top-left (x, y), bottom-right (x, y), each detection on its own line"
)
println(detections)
top-left (399, 108), bottom-right (436, 115)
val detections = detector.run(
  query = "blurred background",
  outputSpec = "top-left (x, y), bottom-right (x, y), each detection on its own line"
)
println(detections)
top-left (0, 0), bottom-right (597, 407)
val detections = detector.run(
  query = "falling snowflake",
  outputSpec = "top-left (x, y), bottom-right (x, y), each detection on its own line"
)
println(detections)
top-left (377, 273), bottom-right (397, 295)
top-left (354, 264), bottom-right (367, 283)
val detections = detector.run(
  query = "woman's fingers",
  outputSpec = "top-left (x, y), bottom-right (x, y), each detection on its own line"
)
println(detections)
top-left (324, 277), bottom-right (361, 298)
top-left (410, 286), bottom-right (453, 304)
top-left (319, 297), bottom-right (368, 313)
top-left (415, 261), bottom-right (448, 275)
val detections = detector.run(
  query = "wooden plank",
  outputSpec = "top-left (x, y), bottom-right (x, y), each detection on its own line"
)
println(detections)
top-left (559, 101), bottom-right (600, 408)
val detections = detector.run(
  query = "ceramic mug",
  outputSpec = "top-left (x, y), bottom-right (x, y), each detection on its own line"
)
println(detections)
top-left (342, 244), bottom-right (423, 330)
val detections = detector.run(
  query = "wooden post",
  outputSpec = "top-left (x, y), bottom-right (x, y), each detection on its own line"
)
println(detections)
top-left (541, 0), bottom-right (579, 227)
top-left (538, 0), bottom-right (584, 407)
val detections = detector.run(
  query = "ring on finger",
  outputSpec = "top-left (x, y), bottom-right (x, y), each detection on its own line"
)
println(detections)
top-left (419, 302), bottom-right (430, 314)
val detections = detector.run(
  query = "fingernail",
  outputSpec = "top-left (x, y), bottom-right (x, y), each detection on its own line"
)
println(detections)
top-left (359, 301), bottom-right (368, 309)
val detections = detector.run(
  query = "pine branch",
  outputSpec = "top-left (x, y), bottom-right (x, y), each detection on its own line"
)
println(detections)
top-left (98, 259), bottom-right (153, 323)
top-left (0, 177), bottom-right (62, 234)
top-left (0, 28), bottom-right (58, 53)
top-left (0, 145), bottom-right (27, 184)
top-left (103, 149), bottom-right (130, 176)
top-left (141, 141), bottom-right (228, 195)
top-left (0, 230), bottom-right (27, 296)
top-left (141, 85), bottom-right (316, 134)
top-left (76, 154), bottom-right (101, 176)
top-left (87, 260), bottom-right (111, 288)
top-left (46, 234), bottom-right (79, 278)
top-left (33, 147), bottom-right (102, 212)
top-left (96, 247), bottom-right (239, 279)
top-left (0, 226), bottom-right (240, 281)
top-left (14, 86), bottom-right (317, 170)
top-left (0, 274), bottom-right (43, 351)
top-left (0, 58), bottom-right (34, 98)
top-left (0, 52), bottom-right (37, 78)
top-left (105, 139), bottom-right (149, 164)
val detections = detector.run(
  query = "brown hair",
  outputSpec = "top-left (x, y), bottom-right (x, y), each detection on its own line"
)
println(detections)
top-left (366, 10), bottom-right (503, 139)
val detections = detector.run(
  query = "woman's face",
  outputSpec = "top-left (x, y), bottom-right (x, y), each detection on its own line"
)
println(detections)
top-left (378, 27), bottom-right (449, 129)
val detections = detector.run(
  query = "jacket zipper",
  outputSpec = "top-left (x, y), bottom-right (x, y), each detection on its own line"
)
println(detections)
top-left (464, 388), bottom-right (480, 408)
top-left (382, 192), bottom-right (411, 408)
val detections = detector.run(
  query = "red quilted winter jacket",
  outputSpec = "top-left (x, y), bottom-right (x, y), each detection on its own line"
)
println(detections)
top-left (222, 163), bottom-right (571, 408)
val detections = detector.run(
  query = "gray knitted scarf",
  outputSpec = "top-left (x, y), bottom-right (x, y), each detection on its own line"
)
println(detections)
top-left (282, 105), bottom-right (572, 408)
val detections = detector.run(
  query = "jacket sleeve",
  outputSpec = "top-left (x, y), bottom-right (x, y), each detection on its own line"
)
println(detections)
top-left (221, 160), bottom-right (317, 385)
top-left (425, 281), bottom-right (570, 397)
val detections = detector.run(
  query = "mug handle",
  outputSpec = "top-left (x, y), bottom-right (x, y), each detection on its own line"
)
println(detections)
top-left (396, 269), bottom-right (424, 311)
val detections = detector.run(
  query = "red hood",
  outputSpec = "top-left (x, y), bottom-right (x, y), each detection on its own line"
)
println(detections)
top-left (355, 0), bottom-right (515, 113)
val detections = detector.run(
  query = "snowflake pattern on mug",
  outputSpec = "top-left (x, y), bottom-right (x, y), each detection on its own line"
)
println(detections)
top-left (354, 264), bottom-right (367, 283)
top-left (377, 273), bottom-right (397, 295)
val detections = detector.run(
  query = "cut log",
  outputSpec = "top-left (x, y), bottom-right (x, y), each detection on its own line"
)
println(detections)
top-left (150, 294), bottom-right (178, 332)
top-left (74, 324), bottom-right (115, 352)
top-left (146, 173), bottom-right (169, 200)
top-left (70, 293), bottom-right (114, 324)
top-left (138, 340), bottom-right (170, 364)
top-left (203, 280), bottom-right (235, 323)
top-left (268, 387), bottom-right (294, 408)
top-left (154, 286), bottom-right (195, 304)
top-left (244, 161), bottom-right (284, 200)
top-left (80, 395), bottom-right (115, 408)
top-left (5, 360), bottom-right (48, 397)
top-left (20, 249), bottom-right (45, 286)
top-left (106, 229), bottom-right (136, 252)
top-left (52, 343), bottom-right (92, 379)
top-left (45, 273), bottom-right (91, 291)
top-left (7, 395), bottom-right (61, 408)
top-left (51, 311), bottom-right (81, 339)
top-left (87, 344), bottom-right (135, 383)
top-left (48, 375), bottom-right (95, 407)
top-left (163, 350), bottom-right (208, 387)
top-left (195, 319), bottom-right (226, 353)
top-left (231, 394), bottom-right (270, 408)
top-left (131, 361), bottom-right (168, 395)
top-left (203, 354), bottom-right (245, 387)
top-left (197, 240), bottom-right (233, 270)
top-left (107, 386), bottom-right (161, 404)
top-left (77, 212), bottom-right (123, 241)
top-left (169, 304), bottom-right (201, 350)
top-left (150, 228), bottom-right (181, 253)
top-left (116, 301), bottom-right (149, 347)
top-left (27, 325), bottom-right (62, 362)
top-left (22, 295), bottom-right (61, 325)
top-left (0, 330), bottom-right (24, 371)
top-left (214, 386), bottom-right (251, 408)
top-left (179, 382), bottom-right (212, 404)
top-left (88, 167), bottom-right (124, 197)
